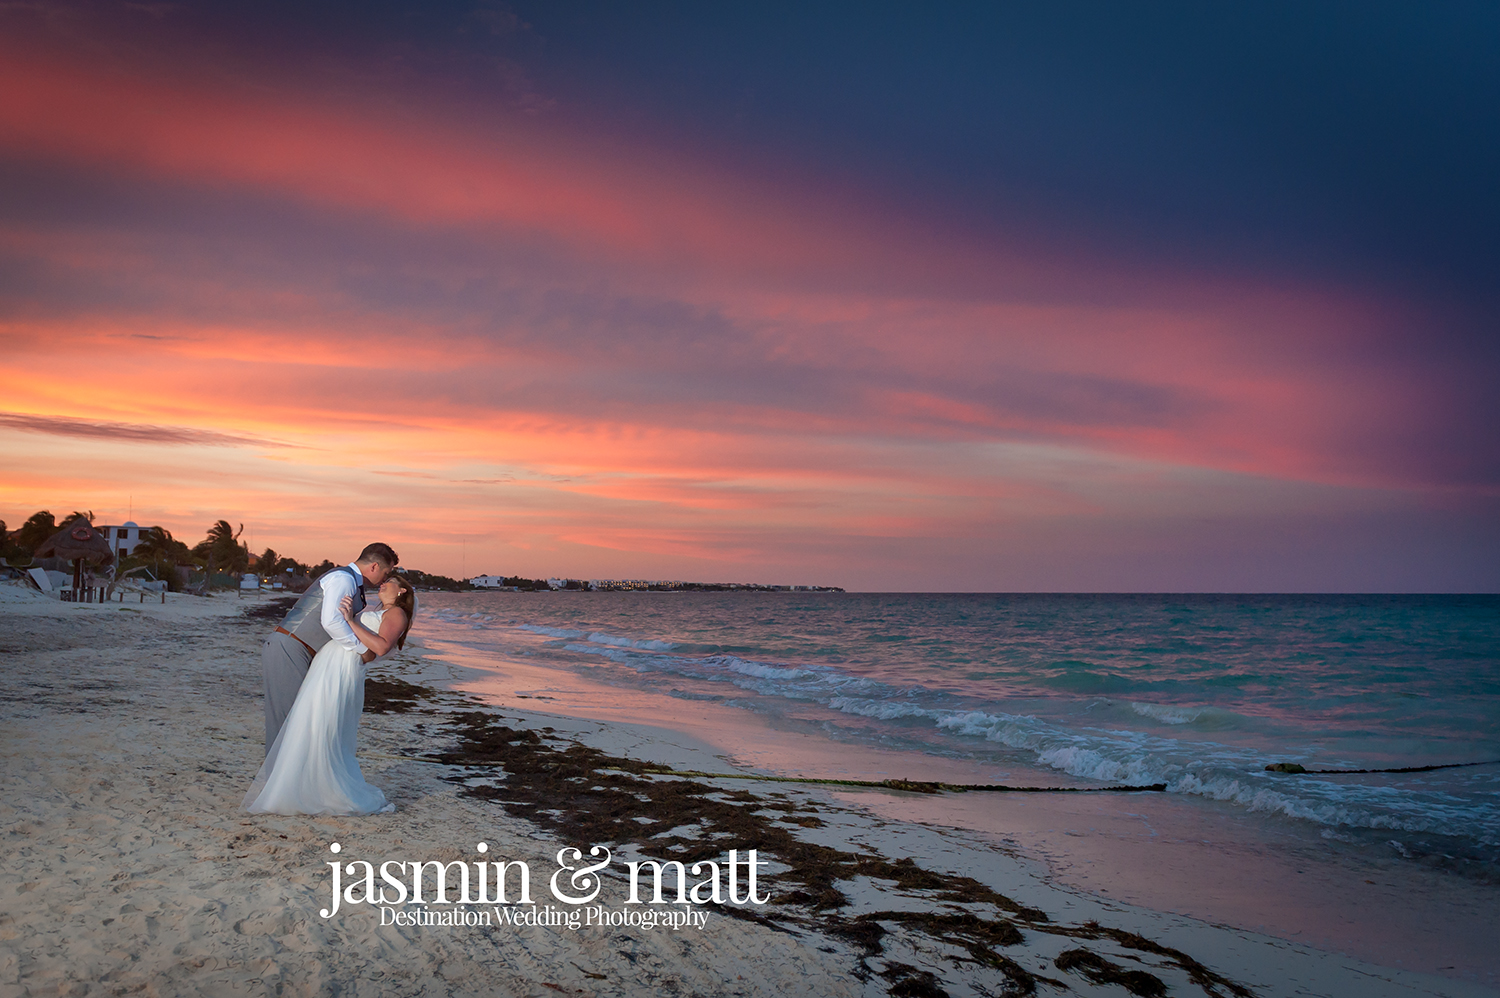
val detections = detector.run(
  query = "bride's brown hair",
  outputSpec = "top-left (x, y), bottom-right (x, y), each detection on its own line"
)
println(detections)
top-left (390, 576), bottom-right (417, 650)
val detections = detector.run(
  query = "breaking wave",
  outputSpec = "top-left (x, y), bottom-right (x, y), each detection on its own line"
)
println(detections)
top-left (417, 598), bottom-right (1500, 851)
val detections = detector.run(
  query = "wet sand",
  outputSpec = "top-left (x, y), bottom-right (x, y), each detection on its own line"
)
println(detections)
top-left (427, 622), bottom-right (1500, 987)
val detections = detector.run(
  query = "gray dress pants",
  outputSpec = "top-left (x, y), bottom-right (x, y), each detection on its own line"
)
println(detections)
top-left (262, 630), bottom-right (315, 755)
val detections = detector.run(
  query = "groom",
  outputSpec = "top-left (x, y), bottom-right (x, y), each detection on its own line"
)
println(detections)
top-left (261, 543), bottom-right (399, 754)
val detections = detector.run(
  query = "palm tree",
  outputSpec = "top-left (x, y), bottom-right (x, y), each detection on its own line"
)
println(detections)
top-left (131, 527), bottom-right (190, 587)
top-left (196, 520), bottom-right (248, 576)
top-left (133, 526), bottom-right (179, 561)
top-left (15, 511), bottom-right (57, 555)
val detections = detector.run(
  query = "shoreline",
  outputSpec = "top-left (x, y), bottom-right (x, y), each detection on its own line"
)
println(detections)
top-left (415, 603), bottom-right (1500, 987)
top-left (0, 588), bottom-right (1495, 996)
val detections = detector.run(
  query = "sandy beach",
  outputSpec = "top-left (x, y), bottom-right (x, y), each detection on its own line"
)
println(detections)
top-left (1, 587), bottom-right (1494, 998)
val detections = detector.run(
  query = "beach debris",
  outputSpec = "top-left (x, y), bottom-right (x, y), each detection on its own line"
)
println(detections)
top-left (845, 911), bottom-right (1045, 995)
top-left (878, 962), bottom-right (949, 997)
top-left (535, 768), bottom-right (1167, 795)
top-left (1055, 948), bottom-right (1166, 997)
top-left (339, 663), bottom-right (1257, 997)
top-left (416, 702), bottom-right (1257, 998)
top-left (362, 675), bottom-right (438, 714)
top-left (239, 596), bottom-right (297, 621)
top-left (1060, 923), bottom-right (1255, 998)
top-left (1264, 759), bottom-right (1498, 775)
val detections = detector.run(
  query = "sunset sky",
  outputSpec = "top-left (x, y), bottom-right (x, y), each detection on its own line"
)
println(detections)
top-left (2, 1), bottom-right (1497, 590)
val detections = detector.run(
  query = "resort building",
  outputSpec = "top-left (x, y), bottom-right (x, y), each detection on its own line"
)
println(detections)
top-left (94, 521), bottom-right (151, 561)
top-left (468, 575), bottom-right (508, 588)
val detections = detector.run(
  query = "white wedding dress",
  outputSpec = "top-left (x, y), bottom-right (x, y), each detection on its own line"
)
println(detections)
top-left (243, 608), bottom-right (394, 815)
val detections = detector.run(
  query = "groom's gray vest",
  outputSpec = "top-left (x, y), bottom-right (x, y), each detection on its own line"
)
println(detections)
top-left (277, 566), bottom-right (366, 653)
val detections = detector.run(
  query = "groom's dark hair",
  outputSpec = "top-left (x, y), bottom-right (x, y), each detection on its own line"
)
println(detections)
top-left (358, 542), bottom-right (399, 568)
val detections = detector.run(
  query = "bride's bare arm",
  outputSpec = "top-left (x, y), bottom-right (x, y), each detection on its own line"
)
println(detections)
top-left (339, 596), bottom-right (405, 657)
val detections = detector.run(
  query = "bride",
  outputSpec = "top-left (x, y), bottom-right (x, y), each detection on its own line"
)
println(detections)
top-left (243, 575), bottom-right (417, 815)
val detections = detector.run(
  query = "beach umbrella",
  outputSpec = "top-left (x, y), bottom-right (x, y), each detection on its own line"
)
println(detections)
top-left (34, 518), bottom-right (114, 598)
top-left (34, 518), bottom-right (115, 564)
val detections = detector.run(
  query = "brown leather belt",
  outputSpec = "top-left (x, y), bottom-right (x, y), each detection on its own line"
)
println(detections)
top-left (274, 626), bottom-right (317, 657)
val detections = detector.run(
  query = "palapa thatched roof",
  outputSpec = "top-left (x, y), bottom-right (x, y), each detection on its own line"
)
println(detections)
top-left (34, 517), bottom-right (115, 565)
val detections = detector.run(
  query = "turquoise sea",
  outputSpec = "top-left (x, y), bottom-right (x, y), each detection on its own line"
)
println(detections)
top-left (412, 593), bottom-right (1500, 881)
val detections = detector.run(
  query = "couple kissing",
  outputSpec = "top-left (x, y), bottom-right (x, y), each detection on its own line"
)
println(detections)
top-left (243, 543), bottom-right (416, 815)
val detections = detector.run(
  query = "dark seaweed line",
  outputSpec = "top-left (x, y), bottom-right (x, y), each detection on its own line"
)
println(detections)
top-left (1266, 759), bottom-right (1500, 775)
top-left (423, 759), bottom-right (1168, 795)
top-left (620, 771), bottom-right (1169, 795)
top-left (364, 674), bottom-right (1256, 998)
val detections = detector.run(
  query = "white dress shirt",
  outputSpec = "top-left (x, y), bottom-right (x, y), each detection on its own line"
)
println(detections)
top-left (320, 563), bottom-right (368, 653)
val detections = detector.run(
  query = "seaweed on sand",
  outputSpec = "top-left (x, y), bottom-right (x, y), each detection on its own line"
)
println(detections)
top-left (848, 912), bottom-right (1048, 995)
top-left (363, 675), bottom-right (437, 714)
top-left (1055, 948), bottom-right (1166, 997)
top-left (879, 962), bottom-right (950, 997)
top-left (239, 597), bottom-right (297, 621)
top-left (419, 697), bottom-right (1255, 997)
top-left (1052, 924), bottom-right (1256, 998)
top-left (433, 711), bottom-right (1046, 919)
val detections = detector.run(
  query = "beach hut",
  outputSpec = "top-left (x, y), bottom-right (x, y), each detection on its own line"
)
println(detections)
top-left (33, 518), bottom-right (115, 601)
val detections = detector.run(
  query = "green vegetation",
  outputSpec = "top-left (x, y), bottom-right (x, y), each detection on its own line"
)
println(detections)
top-left (192, 520), bottom-right (247, 576)
top-left (500, 575), bottom-right (553, 591)
top-left (2, 509), bottom-right (258, 592)
top-left (398, 568), bottom-right (474, 591)
top-left (4, 507), bottom-right (841, 594)
top-left (12, 511), bottom-right (55, 557)
top-left (125, 527), bottom-right (193, 591)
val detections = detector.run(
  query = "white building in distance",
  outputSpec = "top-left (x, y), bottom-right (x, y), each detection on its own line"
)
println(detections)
top-left (94, 521), bottom-right (150, 561)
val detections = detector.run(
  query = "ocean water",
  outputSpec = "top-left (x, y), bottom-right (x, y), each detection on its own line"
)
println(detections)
top-left (411, 592), bottom-right (1500, 880)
